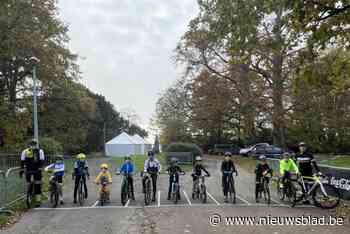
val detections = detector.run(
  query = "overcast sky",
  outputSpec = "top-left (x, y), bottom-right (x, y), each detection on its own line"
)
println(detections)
top-left (58, 0), bottom-right (198, 137)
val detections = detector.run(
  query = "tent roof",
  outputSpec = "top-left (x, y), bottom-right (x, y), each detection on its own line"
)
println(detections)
top-left (106, 132), bottom-right (136, 145)
top-left (133, 134), bottom-right (151, 144)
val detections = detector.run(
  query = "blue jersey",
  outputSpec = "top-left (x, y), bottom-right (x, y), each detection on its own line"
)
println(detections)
top-left (46, 162), bottom-right (65, 177)
top-left (120, 162), bottom-right (134, 174)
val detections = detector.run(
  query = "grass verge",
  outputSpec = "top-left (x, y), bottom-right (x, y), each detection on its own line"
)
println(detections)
top-left (320, 156), bottom-right (350, 168)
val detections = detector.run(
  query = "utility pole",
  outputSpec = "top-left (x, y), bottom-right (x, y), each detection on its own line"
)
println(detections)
top-left (103, 122), bottom-right (106, 156)
top-left (30, 57), bottom-right (40, 147)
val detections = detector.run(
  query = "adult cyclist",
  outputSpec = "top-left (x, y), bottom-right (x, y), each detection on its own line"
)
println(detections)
top-left (221, 152), bottom-right (238, 203)
top-left (143, 151), bottom-right (161, 202)
top-left (19, 139), bottom-right (45, 207)
top-left (295, 142), bottom-right (321, 202)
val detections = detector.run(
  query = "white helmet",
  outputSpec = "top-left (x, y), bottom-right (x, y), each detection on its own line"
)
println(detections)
top-left (195, 156), bottom-right (202, 161)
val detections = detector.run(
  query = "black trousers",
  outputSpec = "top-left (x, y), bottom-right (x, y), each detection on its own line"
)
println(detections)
top-left (25, 171), bottom-right (42, 195)
top-left (74, 175), bottom-right (88, 200)
top-left (222, 174), bottom-right (234, 196)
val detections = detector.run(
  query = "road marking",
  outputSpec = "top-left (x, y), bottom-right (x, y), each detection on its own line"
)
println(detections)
top-left (236, 194), bottom-right (251, 205)
top-left (270, 197), bottom-right (282, 205)
top-left (206, 191), bottom-right (220, 205)
top-left (157, 190), bottom-right (161, 207)
top-left (182, 190), bottom-right (192, 205)
top-left (124, 199), bottom-right (130, 207)
top-left (91, 200), bottom-right (99, 207)
top-left (34, 203), bottom-right (319, 211)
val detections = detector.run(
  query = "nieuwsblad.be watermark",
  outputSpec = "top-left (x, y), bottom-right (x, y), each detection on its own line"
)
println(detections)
top-left (209, 213), bottom-right (344, 226)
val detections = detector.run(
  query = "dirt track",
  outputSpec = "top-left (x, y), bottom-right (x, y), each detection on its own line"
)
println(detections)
top-left (1, 156), bottom-right (349, 234)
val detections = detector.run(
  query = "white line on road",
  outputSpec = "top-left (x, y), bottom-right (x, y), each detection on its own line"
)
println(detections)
top-left (157, 190), bottom-right (161, 207)
top-left (91, 200), bottom-right (99, 207)
top-left (182, 190), bottom-right (192, 206)
top-left (206, 191), bottom-right (220, 205)
top-left (270, 197), bottom-right (282, 205)
top-left (34, 203), bottom-right (317, 211)
top-left (124, 199), bottom-right (130, 207)
top-left (236, 194), bottom-right (251, 205)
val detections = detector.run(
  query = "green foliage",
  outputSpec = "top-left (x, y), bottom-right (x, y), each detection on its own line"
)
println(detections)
top-left (164, 142), bottom-right (203, 156)
top-left (39, 137), bottom-right (63, 155)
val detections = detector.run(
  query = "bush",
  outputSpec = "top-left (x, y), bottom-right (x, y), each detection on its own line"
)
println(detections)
top-left (40, 137), bottom-right (63, 155)
top-left (164, 142), bottom-right (203, 156)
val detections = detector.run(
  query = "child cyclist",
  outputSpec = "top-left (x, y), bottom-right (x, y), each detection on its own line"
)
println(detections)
top-left (45, 155), bottom-right (65, 204)
top-left (72, 153), bottom-right (90, 204)
top-left (166, 158), bottom-right (185, 200)
top-left (191, 156), bottom-right (210, 196)
top-left (254, 155), bottom-right (273, 203)
top-left (120, 155), bottom-right (135, 200)
top-left (95, 163), bottom-right (112, 201)
top-left (221, 152), bottom-right (238, 203)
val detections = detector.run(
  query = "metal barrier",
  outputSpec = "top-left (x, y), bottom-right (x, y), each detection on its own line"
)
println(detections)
top-left (0, 167), bottom-right (26, 213)
top-left (0, 154), bottom-right (58, 171)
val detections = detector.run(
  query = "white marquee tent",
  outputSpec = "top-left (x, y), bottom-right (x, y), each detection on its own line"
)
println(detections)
top-left (105, 132), bottom-right (137, 157)
top-left (132, 134), bottom-right (152, 155)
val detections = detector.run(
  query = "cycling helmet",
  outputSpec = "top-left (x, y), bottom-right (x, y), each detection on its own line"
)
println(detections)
top-left (148, 151), bottom-right (154, 157)
top-left (259, 155), bottom-right (266, 160)
top-left (77, 153), bottom-right (86, 160)
top-left (195, 156), bottom-right (202, 161)
top-left (224, 152), bottom-right (232, 157)
top-left (100, 163), bottom-right (108, 169)
top-left (298, 142), bottom-right (306, 147)
top-left (283, 152), bottom-right (290, 158)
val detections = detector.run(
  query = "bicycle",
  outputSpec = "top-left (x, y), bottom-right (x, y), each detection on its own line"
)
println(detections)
top-left (192, 175), bottom-right (209, 203)
top-left (292, 174), bottom-right (340, 209)
top-left (142, 172), bottom-right (152, 206)
top-left (121, 173), bottom-right (133, 206)
top-left (276, 174), bottom-right (300, 203)
top-left (77, 175), bottom-right (87, 206)
top-left (223, 171), bottom-right (236, 204)
top-left (98, 177), bottom-right (109, 206)
top-left (257, 173), bottom-right (271, 204)
top-left (170, 172), bottom-right (185, 204)
top-left (25, 173), bottom-right (35, 209)
top-left (48, 175), bottom-right (60, 208)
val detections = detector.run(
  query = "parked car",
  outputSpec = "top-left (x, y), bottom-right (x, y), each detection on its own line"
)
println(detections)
top-left (239, 143), bottom-right (269, 156)
top-left (212, 144), bottom-right (240, 155)
top-left (249, 145), bottom-right (283, 159)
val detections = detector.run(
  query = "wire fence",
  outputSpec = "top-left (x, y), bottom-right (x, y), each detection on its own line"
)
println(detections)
top-left (0, 154), bottom-right (65, 210)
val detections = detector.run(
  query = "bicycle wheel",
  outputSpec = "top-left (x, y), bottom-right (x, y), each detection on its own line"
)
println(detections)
top-left (200, 184), bottom-right (207, 203)
top-left (121, 179), bottom-right (128, 206)
top-left (26, 183), bottom-right (34, 209)
top-left (276, 179), bottom-right (285, 201)
top-left (263, 180), bottom-right (271, 204)
top-left (173, 183), bottom-right (179, 204)
top-left (144, 179), bottom-right (151, 205)
top-left (78, 180), bottom-right (84, 206)
top-left (312, 184), bottom-right (340, 209)
top-left (230, 178), bottom-right (236, 204)
top-left (53, 190), bottom-right (59, 208)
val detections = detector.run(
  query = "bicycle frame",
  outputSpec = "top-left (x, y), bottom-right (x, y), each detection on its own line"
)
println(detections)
top-left (299, 175), bottom-right (329, 198)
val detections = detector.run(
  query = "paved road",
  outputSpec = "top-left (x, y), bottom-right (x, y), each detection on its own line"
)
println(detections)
top-left (2, 157), bottom-right (349, 234)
